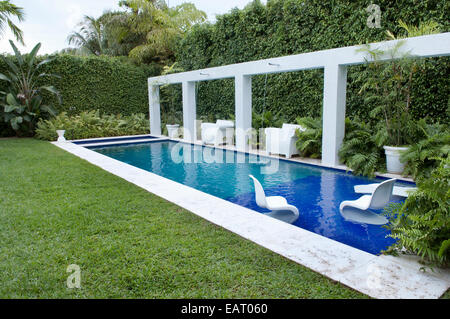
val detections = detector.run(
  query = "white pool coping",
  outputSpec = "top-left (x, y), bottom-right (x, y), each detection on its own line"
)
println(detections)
top-left (52, 139), bottom-right (449, 299)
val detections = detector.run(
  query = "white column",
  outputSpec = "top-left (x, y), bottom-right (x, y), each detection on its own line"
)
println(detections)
top-left (149, 83), bottom-right (161, 136)
top-left (322, 64), bottom-right (348, 167)
top-left (235, 74), bottom-right (252, 151)
top-left (182, 81), bottom-right (197, 142)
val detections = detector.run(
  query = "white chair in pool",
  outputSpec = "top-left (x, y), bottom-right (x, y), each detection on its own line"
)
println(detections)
top-left (201, 120), bottom-right (234, 146)
top-left (249, 175), bottom-right (299, 223)
top-left (265, 123), bottom-right (305, 158)
top-left (354, 183), bottom-right (417, 198)
top-left (339, 178), bottom-right (396, 225)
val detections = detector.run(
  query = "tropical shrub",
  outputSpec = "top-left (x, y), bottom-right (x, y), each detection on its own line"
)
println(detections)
top-left (295, 117), bottom-right (322, 159)
top-left (252, 110), bottom-right (284, 132)
top-left (356, 20), bottom-right (441, 147)
top-left (35, 110), bottom-right (149, 141)
top-left (338, 119), bottom-right (385, 177)
top-left (384, 157), bottom-right (450, 267)
top-left (400, 120), bottom-right (450, 180)
top-left (0, 41), bottom-right (61, 136)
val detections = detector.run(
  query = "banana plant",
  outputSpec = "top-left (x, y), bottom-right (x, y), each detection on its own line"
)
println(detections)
top-left (0, 40), bottom-right (61, 135)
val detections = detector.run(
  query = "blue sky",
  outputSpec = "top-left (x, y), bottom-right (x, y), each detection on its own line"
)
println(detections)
top-left (0, 0), bottom-right (266, 54)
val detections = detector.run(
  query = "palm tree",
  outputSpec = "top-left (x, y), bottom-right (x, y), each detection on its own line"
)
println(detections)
top-left (125, 0), bottom-right (206, 64)
top-left (0, 0), bottom-right (25, 45)
top-left (67, 15), bottom-right (107, 56)
top-left (100, 10), bottom-right (146, 57)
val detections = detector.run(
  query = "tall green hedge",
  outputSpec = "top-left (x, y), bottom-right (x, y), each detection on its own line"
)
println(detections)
top-left (0, 54), bottom-right (159, 117)
top-left (175, 0), bottom-right (450, 123)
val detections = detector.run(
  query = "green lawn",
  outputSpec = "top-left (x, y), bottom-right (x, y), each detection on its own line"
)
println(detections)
top-left (0, 138), bottom-right (369, 298)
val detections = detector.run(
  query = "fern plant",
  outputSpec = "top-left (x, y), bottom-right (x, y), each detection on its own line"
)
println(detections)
top-left (384, 157), bottom-right (450, 268)
top-left (35, 110), bottom-right (149, 140)
top-left (400, 120), bottom-right (449, 180)
top-left (338, 118), bottom-right (384, 177)
top-left (295, 117), bottom-right (322, 159)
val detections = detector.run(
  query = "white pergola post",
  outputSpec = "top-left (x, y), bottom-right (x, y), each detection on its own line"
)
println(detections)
top-left (149, 84), bottom-right (161, 136)
top-left (182, 81), bottom-right (197, 142)
top-left (322, 64), bottom-right (348, 167)
top-left (235, 74), bottom-right (252, 151)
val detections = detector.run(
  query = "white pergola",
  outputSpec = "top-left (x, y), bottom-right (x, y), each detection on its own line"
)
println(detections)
top-left (148, 32), bottom-right (450, 167)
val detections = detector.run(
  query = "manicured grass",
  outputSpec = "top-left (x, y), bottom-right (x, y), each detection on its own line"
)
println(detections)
top-left (0, 138), bottom-right (367, 298)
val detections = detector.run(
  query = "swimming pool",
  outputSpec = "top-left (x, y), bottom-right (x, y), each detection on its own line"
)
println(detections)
top-left (89, 140), bottom-right (414, 255)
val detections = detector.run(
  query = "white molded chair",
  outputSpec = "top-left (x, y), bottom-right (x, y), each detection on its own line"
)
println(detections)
top-left (201, 120), bottom-right (234, 146)
top-left (265, 123), bottom-right (305, 158)
top-left (339, 178), bottom-right (396, 225)
top-left (353, 183), bottom-right (416, 198)
top-left (249, 175), bottom-right (299, 223)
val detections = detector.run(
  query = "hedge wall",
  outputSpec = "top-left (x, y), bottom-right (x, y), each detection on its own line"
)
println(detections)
top-left (0, 54), bottom-right (159, 117)
top-left (174, 0), bottom-right (450, 123)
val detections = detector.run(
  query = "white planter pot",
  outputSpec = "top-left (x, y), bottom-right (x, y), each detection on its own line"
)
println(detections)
top-left (166, 124), bottom-right (180, 139)
top-left (56, 130), bottom-right (66, 142)
top-left (383, 145), bottom-right (408, 174)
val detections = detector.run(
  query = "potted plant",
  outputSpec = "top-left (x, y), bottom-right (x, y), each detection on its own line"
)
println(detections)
top-left (165, 113), bottom-right (180, 139)
top-left (357, 21), bottom-right (440, 173)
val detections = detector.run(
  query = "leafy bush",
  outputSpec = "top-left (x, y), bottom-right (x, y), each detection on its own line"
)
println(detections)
top-left (356, 20), bottom-right (441, 147)
top-left (384, 157), bottom-right (450, 267)
top-left (400, 120), bottom-right (450, 180)
top-left (338, 119), bottom-right (385, 177)
top-left (35, 110), bottom-right (149, 141)
top-left (252, 110), bottom-right (284, 132)
top-left (0, 41), bottom-right (61, 136)
top-left (295, 117), bottom-right (322, 159)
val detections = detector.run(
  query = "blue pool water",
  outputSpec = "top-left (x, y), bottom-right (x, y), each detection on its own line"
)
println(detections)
top-left (89, 140), bottom-right (415, 255)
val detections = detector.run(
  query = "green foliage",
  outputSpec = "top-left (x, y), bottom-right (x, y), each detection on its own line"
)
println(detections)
top-left (400, 120), bottom-right (450, 180)
top-left (295, 117), bottom-right (322, 159)
top-left (0, 0), bottom-right (25, 44)
top-left (35, 110), bottom-right (149, 141)
top-left (175, 0), bottom-right (449, 124)
top-left (0, 54), bottom-right (159, 123)
top-left (252, 110), bottom-right (284, 132)
top-left (338, 119), bottom-right (385, 177)
top-left (356, 19), bottom-right (441, 147)
top-left (0, 41), bottom-right (61, 136)
top-left (67, 15), bottom-right (110, 56)
top-left (384, 158), bottom-right (450, 267)
top-left (118, 0), bottom-right (207, 65)
top-left (159, 62), bottom-right (184, 127)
